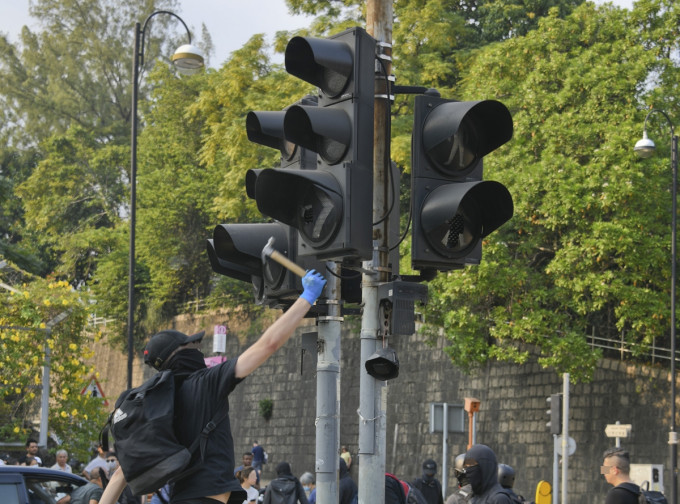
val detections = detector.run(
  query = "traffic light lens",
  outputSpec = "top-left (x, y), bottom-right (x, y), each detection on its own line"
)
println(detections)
top-left (429, 129), bottom-right (477, 174)
top-left (432, 205), bottom-right (480, 256)
top-left (297, 184), bottom-right (343, 246)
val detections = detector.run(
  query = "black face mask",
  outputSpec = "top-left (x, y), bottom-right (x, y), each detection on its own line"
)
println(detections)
top-left (162, 348), bottom-right (206, 373)
top-left (455, 470), bottom-right (469, 488)
top-left (422, 473), bottom-right (435, 484)
top-left (465, 465), bottom-right (484, 495)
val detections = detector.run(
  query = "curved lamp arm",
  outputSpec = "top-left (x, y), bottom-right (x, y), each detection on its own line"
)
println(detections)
top-left (137, 10), bottom-right (193, 68)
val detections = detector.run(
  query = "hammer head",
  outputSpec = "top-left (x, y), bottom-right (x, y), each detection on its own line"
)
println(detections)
top-left (261, 236), bottom-right (276, 262)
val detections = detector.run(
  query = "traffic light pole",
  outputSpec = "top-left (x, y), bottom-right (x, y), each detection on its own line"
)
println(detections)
top-left (359, 1), bottom-right (393, 502)
top-left (316, 262), bottom-right (342, 504)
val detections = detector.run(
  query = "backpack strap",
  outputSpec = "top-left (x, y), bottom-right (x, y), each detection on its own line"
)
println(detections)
top-left (167, 390), bottom-right (231, 483)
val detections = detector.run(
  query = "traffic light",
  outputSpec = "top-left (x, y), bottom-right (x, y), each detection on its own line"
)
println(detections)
top-left (546, 393), bottom-right (562, 435)
top-left (250, 27), bottom-right (377, 261)
top-left (245, 98), bottom-right (362, 304)
top-left (410, 94), bottom-right (514, 273)
top-left (207, 222), bottom-right (300, 307)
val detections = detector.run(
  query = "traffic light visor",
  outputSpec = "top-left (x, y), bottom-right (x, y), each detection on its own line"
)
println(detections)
top-left (255, 169), bottom-right (344, 248)
top-left (423, 100), bottom-right (513, 176)
top-left (285, 36), bottom-right (353, 98)
top-left (420, 181), bottom-right (513, 258)
top-left (284, 105), bottom-right (351, 165)
top-left (246, 111), bottom-right (296, 161)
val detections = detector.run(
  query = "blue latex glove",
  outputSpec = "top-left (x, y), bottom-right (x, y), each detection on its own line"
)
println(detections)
top-left (300, 269), bottom-right (327, 305)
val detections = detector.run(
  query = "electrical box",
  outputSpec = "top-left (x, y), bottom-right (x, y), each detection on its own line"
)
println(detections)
top-left (630, 464), bottom-right (664, 492)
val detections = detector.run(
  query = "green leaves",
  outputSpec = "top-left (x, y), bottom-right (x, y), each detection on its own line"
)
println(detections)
top-left (419, 0), bottom-right (680, 382)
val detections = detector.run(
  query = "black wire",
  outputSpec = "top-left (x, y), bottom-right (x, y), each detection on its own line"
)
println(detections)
top-left (372, 56), bottom-right (396, 227)
top-left (325, 263), bottom-right (362, 279)
top-left (369, 56), bottom-right (415, 252)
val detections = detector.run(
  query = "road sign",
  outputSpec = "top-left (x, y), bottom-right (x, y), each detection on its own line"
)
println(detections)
top-left (80, 375), bottom-right (108, 406)
top-left (605, 424), bottom-right (632, 438)
top-left (556, 435), bottom-right (576, 456)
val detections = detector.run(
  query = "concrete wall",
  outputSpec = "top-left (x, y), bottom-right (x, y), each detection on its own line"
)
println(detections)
top-left (98, 311), bottom-right (676, 504)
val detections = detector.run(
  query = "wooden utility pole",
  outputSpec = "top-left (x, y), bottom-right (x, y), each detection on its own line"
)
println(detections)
top-left (359, 1), bottom-right (393, 503)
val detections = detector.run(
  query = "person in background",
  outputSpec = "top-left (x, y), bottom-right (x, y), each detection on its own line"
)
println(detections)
top-left (83, 444), bottom-right (108, 479)
top-left (299, 472), bottom-right (316, 504)
top-left (338, 458), bottom-right (357, 504)
top-left (237, 466), bottom-right (260, 504)
top-left (601, 448), bottom-right (640, 504)
top-left (412, 459), bottom-right (443, 504)
top-left (51, 449), bottom-right (72, 473)
top-left (340, 446), bottom-right (352, 471)
top-left (19, 438), bottom-right (42, 466)
top-left (70, 467), bottom-right (106, 504)
top-left (463, 444), bottom-right (513, 504)
top-left (445, 454), bottom-right (471, 504)
top-left (252, 442), bottom-right (266, 474)
top-left (235, 452), bottom-right (260, 489)
top-left (263, 462), bottom-right (309, 504)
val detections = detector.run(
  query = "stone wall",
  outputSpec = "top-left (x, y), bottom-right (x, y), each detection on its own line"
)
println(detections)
top-left (98, 312), bottom-right (676, 504)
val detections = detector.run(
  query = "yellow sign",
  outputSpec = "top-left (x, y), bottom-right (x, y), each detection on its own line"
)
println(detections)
top-left (535, 480), bottom-right (551, 504)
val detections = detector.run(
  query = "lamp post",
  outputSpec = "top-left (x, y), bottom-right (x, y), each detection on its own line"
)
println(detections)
top-left (634, 108), bottom-right (678, 503)
top-left (127, 11), bottom-right (204, 388)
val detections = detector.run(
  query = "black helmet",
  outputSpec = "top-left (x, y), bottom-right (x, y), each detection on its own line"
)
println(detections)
top-left (498, 463), bottom-right (515, 488)
top-left (454, 454), bottom-right (468, 487)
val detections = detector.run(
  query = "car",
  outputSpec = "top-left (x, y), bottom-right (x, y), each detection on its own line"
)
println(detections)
top-left (0, 465), bottom-right (87, 504)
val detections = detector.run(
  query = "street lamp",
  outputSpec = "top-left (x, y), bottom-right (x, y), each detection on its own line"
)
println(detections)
top-left (634, 108), bottom-right (678, 503)
top-left (128, 11), bottom-right (204, 389)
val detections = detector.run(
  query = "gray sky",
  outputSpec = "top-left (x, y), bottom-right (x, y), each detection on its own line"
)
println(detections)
top-left (1, 0), bottom-right (635, 68)
top-left (0, 0), bottom-right (314, 67)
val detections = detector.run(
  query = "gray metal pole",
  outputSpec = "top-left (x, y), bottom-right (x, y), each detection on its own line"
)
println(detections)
top-left (316, 262), bottom-right (342, 504)
top-left (359, 1), bottom-right (393, 502)
top-left (358, 268), bottom-right (383, 503)
top-left (39, 328), bottom-right (51, 448)
top-left (442, 404), bottom-right (449, 499)
top-left (553, 434), bottom-right (559, 504)
top-left (561, 373), bottom-right (570, 504)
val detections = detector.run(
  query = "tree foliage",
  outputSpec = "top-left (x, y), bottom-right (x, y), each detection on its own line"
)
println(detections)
top-left (414, 0), bottom-right (680, 382)
top-left (0, 275), bottom-right (108, 461)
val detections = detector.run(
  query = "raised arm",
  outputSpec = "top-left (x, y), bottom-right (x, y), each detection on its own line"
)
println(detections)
top-left (235, 270), bottom-right (326, 379)
top-left (98, 466), bottom-right (127, 504)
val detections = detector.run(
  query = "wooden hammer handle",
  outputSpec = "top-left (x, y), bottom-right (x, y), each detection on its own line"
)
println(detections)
top-left (269, 250), bottom-right (307, 278)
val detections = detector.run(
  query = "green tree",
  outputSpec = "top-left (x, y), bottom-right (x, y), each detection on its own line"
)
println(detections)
top-left (0, 276), bottom-right (108, 462)
top-left (415, 0), bottom-right (679, 382)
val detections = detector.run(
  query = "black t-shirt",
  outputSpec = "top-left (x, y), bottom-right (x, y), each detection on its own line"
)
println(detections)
top-left (171, 358), bottom-right (244, 502)
top-left (605, 482), bottom-right (640, 504)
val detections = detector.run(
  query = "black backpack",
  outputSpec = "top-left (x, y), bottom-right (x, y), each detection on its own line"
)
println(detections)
top-left (638, 482), bottom-right (669, 504)
top-left (496, 487), bottom-right (527, 504)
top-left (101, 370), bottom-right (228, 496)
top-left (265, 479), bottom-right (298, 504)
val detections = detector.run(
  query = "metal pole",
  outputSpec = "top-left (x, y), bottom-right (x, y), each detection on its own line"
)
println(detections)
top-left (670, 132), bottom-right (678, 504)
top-left (442, 404), bottom-right (448, 499)
top-left (127, 23), bottom-right (141, 390)
top-left (39, 328), bottom-right (51, 448)
top-left (561, 373), bottom-right (569, 504)
top-left (316, 262), bottom-right (342, 504)
top-left (359, 1), bottom-right (392, 503)
top-left (552, 434), bottom-right (559, 504)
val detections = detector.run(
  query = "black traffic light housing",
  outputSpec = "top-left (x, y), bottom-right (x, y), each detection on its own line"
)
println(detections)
top-left (251, 27), bottom-right (377, 262)
top-left (411, 94), bottom-right (514, 273)
top-left (546, 393), bottom-right (562, 435)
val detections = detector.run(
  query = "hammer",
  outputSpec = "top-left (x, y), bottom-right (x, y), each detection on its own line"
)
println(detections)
top-left (261, 237), bottom-right (306, 278)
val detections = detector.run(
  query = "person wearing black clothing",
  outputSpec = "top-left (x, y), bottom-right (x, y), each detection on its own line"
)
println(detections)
top-left (602, 448), bottom-right (639, 504)
top-left (100, 271), bottom-right (327, 504)
top-left (338, 457), bottom-right (357, 504)
top-left (412, 459), bottom-right (444, 504)
top-left (263, 462), bottom-right (309, 504)
top-left (463, 444), bottom-right (513, 504)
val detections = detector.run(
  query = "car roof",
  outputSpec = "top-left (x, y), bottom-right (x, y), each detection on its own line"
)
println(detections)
top-left (0, 465), bottom-right (87, 484)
